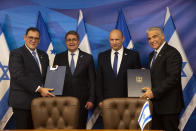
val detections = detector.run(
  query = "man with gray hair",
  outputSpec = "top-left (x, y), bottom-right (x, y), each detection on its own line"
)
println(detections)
top-left (141, 27), bottom-right (184, 131)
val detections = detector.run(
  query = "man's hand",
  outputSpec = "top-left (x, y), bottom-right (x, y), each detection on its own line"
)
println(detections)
top-left (141, 87), bottom-right (154, 99)
top-left (38, 87), bottom-right (55, 97)
top-left (85, 101), bottom-right (94, 110)
top-left (98, 102), bottom-right (103, 109)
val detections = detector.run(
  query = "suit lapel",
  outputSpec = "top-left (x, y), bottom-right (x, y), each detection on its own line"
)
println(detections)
top-left (106, 50), bottom-right (116, 76)
top-left (64, 51), bottom-right (72, 75)
top-left (74, 50), bottom-right (84, 75)
top-left (23, 46), bottom-right (42, 75)
top-left (64, 51), bottom-right (69, 66)
top-left (37, 50), bottom-right (46, 75)
top-left (148, 52), bottom-right (153, 68)
top-left (23, 45), bottom-right (41, 73)
top-left (151, 44), bottom-right (168, 70)
top-left (118, 49), bottom-right (128, 77)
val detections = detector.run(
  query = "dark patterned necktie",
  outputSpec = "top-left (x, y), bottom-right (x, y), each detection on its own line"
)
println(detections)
top-left (32, 51), bottom-right (40, 70)
top-left (151, 51), bottom-right (157, 68)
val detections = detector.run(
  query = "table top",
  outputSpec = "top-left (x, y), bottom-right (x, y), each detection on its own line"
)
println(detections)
top-left (3, 129), bottom-right (164, 131)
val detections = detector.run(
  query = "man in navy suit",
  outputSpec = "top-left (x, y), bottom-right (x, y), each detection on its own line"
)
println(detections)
top-left (8, 27), bottom-right (55, 129)
top-left (53, 31), bottom-right (96, 129)
top-left (141, 27), bottom-right (184, 131)
top-left (96, 29), bottom-right (141, 107)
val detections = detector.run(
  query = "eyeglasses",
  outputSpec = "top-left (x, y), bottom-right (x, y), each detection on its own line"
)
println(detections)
top-left (66, 38), bottom-right (78, 42)
top-left (27, 36), bottom-right (40, 41)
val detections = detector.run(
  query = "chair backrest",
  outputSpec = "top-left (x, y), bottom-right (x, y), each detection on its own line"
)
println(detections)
top-left (31, 96), bottom-right (80, 129)
top-left (101, 97), bottom-right (152, 129)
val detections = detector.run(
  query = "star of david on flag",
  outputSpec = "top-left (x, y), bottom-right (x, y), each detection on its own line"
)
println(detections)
top-left (0, 62), bottom-right (9, 82)
top-left (0, 25), bottom-right (13, 129)
top-left (164, 7), bottom-right (196, 131)
top-left (138, 101), bottom-right (152, 130)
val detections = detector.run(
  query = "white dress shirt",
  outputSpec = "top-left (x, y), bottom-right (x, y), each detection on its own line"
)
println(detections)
top-left (150, 41), bottom-right (166, 67)
top-left (25, 44), bottom-right (43, 92)
top-left (111, 47), bottom-right (124, 74)
top-left (25, 44), bottom-right (42, 73)
top-left (68, 49), bottom-right (79, 68)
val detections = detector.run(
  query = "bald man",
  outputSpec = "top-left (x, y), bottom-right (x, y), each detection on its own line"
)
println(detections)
top-left (96, 29), bottom-right (141, 107)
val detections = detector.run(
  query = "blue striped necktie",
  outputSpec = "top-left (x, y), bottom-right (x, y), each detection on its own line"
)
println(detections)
top-left (113, 52), bottom-right (118, 77)
top-left (32, 51), bottom-right (40, 69)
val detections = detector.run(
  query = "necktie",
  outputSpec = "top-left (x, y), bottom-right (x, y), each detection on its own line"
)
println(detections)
top-left (113, 52), bottom-right (118, 77)
top-left (151, 51), bottom-right (157, 68)
top-left (70, 53), bottom-right (75, 74)
top-left (32, 51), bottom-right (40, 69)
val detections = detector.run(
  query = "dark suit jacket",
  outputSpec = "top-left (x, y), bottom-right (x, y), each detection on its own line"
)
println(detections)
top-left (149, 43), bottom-right (184, 114)
top-left (8, 45), bottom-right (49, 110)
top-left (96, 48), bottom-right (141, 103)
top-left (53, 49), bottom-right (96, 104)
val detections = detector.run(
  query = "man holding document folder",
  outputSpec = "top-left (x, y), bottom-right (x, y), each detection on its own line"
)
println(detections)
top-left (141, 27), bottom-right (184, 131)
top-left (8, 27), bottom-right (55, 129)
top-left (53, 31), bottom-right (96, 129)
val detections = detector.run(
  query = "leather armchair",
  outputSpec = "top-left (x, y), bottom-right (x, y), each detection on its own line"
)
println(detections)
top-left (101, 97), bottom-right (152, 129)
top-left (31, 96), bottom-right (80, 129)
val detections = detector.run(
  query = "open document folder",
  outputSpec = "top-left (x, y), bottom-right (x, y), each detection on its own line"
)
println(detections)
top-left (44, 66), bottom-right (66, 95)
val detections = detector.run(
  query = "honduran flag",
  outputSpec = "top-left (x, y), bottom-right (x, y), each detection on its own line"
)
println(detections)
top-left (115, 9), bottom-right (134, 50)
top-left (36, 11), bottom-right (56, 66)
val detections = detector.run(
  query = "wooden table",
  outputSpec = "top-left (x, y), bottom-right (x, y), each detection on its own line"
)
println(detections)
top-left (3, 129), bottom-right (164, 131)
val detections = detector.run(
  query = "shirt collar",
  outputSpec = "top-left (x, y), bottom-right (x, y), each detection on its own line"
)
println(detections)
top-left (155, 41), bottom-right (166, 54)
top-left (111, 46), bottom-right (124, 56)
top-left (68, 49), bottom-right (79, 56)
top-left (25, 44), bottom-right (37, 54)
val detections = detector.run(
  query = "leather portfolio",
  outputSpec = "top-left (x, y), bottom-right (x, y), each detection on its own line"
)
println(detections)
top-left (127, 69), bottom-right (151, 97)
top-left (44, 66), bottom-right (66, 95)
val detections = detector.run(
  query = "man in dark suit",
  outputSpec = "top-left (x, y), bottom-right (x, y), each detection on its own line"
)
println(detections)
top-left (53, 31), bottom-right (96, 129)
top-left (141, 27), bottom-right (184, 131)
top-left (8, 27), bottom-right (55, 129)
top-left (96, 29), bottom-right (141, 107)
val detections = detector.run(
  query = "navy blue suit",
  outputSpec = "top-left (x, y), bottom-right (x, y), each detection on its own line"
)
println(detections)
top-left (96, 48), bottom-right (141, 103)
top-left (149, 43), bottom-right (184, 131)
top-left (8, 45), bottom-right (49, 129)
top-left (53, 49), bottom-right (96, 129)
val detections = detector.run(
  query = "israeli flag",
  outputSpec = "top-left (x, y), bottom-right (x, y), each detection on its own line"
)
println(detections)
top-left (36, 11), bottom-right (56, 66)
top-left (0, 26), bottom-right (13, 129)
top-left (115, 9), bottom-right (134, 50)
top-left (77, 10), bottom-right (91, 54)
top-left (138, 101), bottom-right (152, 130)
top-left (164, 7), bottom-right (196, 131)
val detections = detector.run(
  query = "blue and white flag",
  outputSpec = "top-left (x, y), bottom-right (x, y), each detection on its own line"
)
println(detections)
top-left (0, 26), bottom-right (13, 129)
top-left (164, 7), bottom-right (196, 131)
top-left (36, 11), bottom-right (55, 66)
top-left (138, 101), bottom-right (152, 130)
top-left (77, 10), bottom-right (91, 54)
top-left (76, 10), bottom-right (101, 129)
top-left (115, 9), bottom-right (134, 50)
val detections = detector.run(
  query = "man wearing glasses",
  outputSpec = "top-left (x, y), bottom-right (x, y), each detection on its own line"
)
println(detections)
top-left (53, 31), bottom-right (96, 129)
top-left (8, 27), bottom-right (55, 129)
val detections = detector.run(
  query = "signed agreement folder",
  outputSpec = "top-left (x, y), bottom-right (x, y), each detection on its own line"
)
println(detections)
top-left (127, 69), bottom-right (151, 97)
top-left (44, 66), bottom-right (66, 95)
